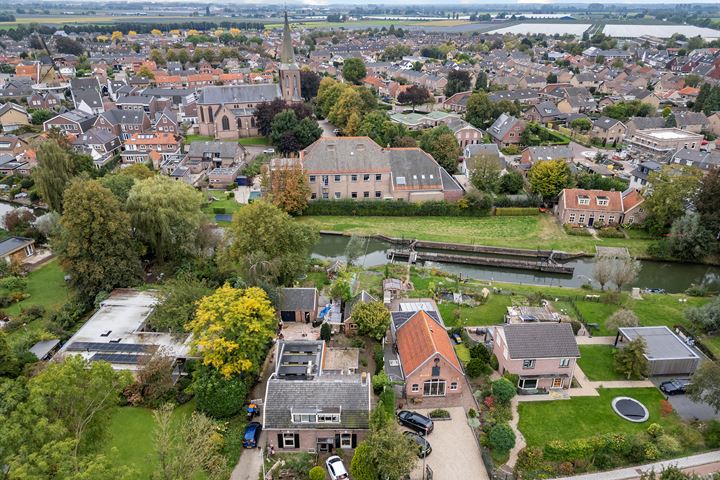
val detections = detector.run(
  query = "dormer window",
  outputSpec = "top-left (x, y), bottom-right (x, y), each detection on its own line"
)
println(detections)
top-left (578, 195), bottom-right (590, 206)
top-left (596, 196), bottom-right (609, 206)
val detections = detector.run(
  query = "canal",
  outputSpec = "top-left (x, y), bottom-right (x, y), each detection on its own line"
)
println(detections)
top-left (311, 234), bottom-right (720, 293)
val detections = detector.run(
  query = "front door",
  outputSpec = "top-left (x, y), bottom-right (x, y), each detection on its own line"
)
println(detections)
top-left (588, 217), bottom-right (595, 226)
top-left (552, 378), bottom-right (563, 388)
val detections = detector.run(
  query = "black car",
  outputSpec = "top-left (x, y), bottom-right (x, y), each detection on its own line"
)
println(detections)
top-left (660, 379), bottom-right (691, 395)
top-left (397, 410), bottom-right (433, 435)
top-left (403, 431), bottom-right (432, 458)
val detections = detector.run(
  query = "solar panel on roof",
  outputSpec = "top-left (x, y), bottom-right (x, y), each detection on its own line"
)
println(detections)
top-left (66, 342), bottom-right (156, 354)
top-left (90, 353), bottom-right (144, 365)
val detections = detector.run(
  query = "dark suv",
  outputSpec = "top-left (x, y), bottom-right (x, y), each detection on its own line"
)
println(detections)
top-left (660, 379), bottom-right (691, 395)
top-left (397, 410), bottom-right (434, 435)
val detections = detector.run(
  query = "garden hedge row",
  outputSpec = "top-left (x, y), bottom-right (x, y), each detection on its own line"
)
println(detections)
top-left (495, 207), bottom-right (540, 216)
top-left (302, 199), bottom-right (491, 217)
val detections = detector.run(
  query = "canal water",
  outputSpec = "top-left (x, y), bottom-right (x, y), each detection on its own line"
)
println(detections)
top-left (311, 234), bottom-right (720, 293)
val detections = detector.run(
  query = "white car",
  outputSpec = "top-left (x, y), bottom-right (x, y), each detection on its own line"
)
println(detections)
top-left (262, 148), bottom-right (275, 154)
top-left (326, 455), bottom-right (349, 480)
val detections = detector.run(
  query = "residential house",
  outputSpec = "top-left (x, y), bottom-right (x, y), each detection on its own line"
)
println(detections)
top-left (278, 288), bottom-right (319, 324)
top-left (520, 145), bottom-right (574, 166)
top-left (184, 141), bottom-right (245, 174)
top-left (462, 143), bottom-right (506, 176)
top-left (94, 109), bottom-right (152, 140)
top-left (153, 108), bottom-right (179, 134)
top-left (557, 95), bottom-right (598, 114)
top-left (263, 340), bottom-right (371, 453)
top-left (121, 132), bottom-right (180, 167)
top-left (493, 323), bottom-right (580, 392)
top-left (671, 149), bottom-right (720, 172)
top-left (70, 77), bottom-right (105, 115)
top-left (342, 291), bottom-right (376, 336)
top-left (0, 103), bottom-right (29, 132)
top-left (0, 236), bottom-right (35, 264)
top-left (71, 128), bottom-right (121, 166)
top-left (526, 101), bottom-right (562, 124)
top-left (116, 95), bottom-right (158, 116)
top-left (629, 161), bottom-right (662, 190)
top-left (443, 90), bottom-right (472, 113)
top-left (628, 128), bottom-right (704, 153)
top-left (287, 137), bottom-right (463, 203)
top-left (590, 117), bottom-right (627, 147)
top-left (43, 110), bottom-right (97, 135)
top-left (672, 111), bottom-right (708, 134)
top-left (626, 116), bottom-right (666, 136)
top-left (555, 188), bottom-right (646, 226)
top-left (707, 112), bottom-right (720, 137)
top-left (26, 91), bottom-right (62, 110)
top-left (0, 136), bottom-right (29, 156)
top-left (487, 114), bottom-right (526, 147)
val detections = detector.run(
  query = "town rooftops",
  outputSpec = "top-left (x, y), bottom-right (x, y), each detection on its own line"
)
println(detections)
top-left (501, 323), bottom-right (580, 359)
top-left (186, 140), bottom-right (244, 158)
top-left (197, 84), bottom-right (281, 105)
top-left (619, 326), bottom-right (700, 361)
top-left (488, 113), bottom-right (521, 141)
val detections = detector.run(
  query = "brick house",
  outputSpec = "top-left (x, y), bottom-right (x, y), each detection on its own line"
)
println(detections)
top-left (0, 103), bottom-right (29, 132)
top-left (487, 114), bottom-right (526, 147)
top-left (555, 188), bottom-right (646, 227)
top-left (263, 340), bottom-right (370, 453)
top-left (590, 117), bottom-right (627, 147)
top-left (43, 110), bottom-right (97, 135)
top-left (0, 237), bottom-right (35, 264)
top-left (392, 310), bottom-right (465, 405)
top-left (278, 288), bottom-right (319, 324)
top-left (121, 132), bottom-right (180, 167)
top-left (493, 323), bottom-right (580, 392)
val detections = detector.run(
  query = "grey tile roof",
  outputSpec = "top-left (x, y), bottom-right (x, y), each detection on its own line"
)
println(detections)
top-left (302, 137), bottom-right (386, 172)
top-left (488, 113), bottom-right (520, 141)
top-left (391, 310), bottom-right (442, 331)
top-left (198, 84), bottom-right (281, 105)
top-left (389, 149), bottom-right (444, 189)
top-left (186, 140), bottom-right (243, 159)
top-left (0, 236), bottom-right (33, 257)
top-left (527, 145), bottom-right (573, 162)
top-left (593, 116), bottom-right (623, 130)
top-left (628, 117), bottom-right (665, 130)
top-left (344, 290), bottom-right (376, 320)
top-left (502, 323), bottom-right (580, 359)
top-left (264, 377), bottom-right (370, 430)
top-left (279, 288), bottom-right (318, 312)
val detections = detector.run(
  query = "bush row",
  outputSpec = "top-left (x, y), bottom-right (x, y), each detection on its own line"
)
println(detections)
top-left (597, 227), bottom-right (626, 238)
top-left (495, 207), bottom-right (540, 216)
top-left (563, 224), bottom-right (593, 236)
top-left (302, 199), bottom-right (491, 217)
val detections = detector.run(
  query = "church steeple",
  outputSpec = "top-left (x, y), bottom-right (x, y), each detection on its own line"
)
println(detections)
top-left (280, 11), bottom-right (296, 65)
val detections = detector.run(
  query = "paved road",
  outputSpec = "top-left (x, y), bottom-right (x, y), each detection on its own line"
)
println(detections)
top-left (318, 119), bottom-right (337, 137)
top-left (230, 436), bottom-right (265, 480)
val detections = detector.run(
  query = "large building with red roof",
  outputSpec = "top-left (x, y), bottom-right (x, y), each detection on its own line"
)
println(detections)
top-left (555, 188), bottom-right (646, 227)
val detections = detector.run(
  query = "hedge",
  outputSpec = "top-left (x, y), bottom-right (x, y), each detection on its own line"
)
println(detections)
top-left (495, 207), bottom-right (540, 216)
top-left (493, 194), bottom-right (542, 208)
top-left (302, 199), bottom-right (491, 217)
top-left (597, 228), bottom-right (626, 238)
top-left (563, 224), bottom-right (592, 236)
top-left (212, 207), bottom-right (226, 214)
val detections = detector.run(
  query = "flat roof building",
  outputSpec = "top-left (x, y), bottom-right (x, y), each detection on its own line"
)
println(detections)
top-left (627, 128), bottom-right (704, 153)
top-left (616, 326), bottom-right (700, 376)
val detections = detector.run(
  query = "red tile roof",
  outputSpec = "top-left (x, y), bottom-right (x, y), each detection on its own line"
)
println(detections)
top-left (396, 311), bottom-right (462, 376)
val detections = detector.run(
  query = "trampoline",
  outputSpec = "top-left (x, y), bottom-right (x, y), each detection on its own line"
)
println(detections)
top-left (611, 397), bottom-right (649, 423)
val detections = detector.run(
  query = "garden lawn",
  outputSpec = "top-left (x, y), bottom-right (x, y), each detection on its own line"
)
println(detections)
top-left (185, 134), bottom-right (270, 146)
top-left (438, 296), bottom-right (514, 327)
top-left (577, 345), bottom-right (628, 381)
top-left (518, 387), bottom-right (682, 447)
top-left (454, 343), bottom-right (471, 364)
top-left (574, 300), bottom-right (620, 336)
top-left (297, 214), bottom-right (654, 255)
top-left (627, 294), bottom-right (710, 330)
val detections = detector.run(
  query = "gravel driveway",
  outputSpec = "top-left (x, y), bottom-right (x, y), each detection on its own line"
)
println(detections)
top-left (407, 407), bottom-right (489, 480)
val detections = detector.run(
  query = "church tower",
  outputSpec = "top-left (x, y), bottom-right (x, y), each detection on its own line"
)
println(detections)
top-left (279, 11), bottom-right (302, 103)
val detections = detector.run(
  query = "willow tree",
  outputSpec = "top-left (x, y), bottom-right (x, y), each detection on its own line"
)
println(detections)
top-left (32, 140), bottom-right (77, 213)
top-left (126, 176), bottom-right (205, 263)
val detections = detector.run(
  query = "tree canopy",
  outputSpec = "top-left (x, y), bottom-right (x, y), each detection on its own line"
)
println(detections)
top-left (342, 58), bottom-right (367, 84)
top-left (352, 301), bottom-right (391, 341)
top-left (644, 165), bottom-right (703, 235)
top-left (418, 125), bottom-right (461, 174)
top-left (527, 159), bottom-right (572, 200)
top-left (268, 163), bottom-right (311, 215)
top-left (33, 139), bottom-right (93, 213)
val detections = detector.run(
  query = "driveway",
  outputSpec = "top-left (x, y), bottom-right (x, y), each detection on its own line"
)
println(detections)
top-left (650, 377), bottom-right (717, 421)
top-left (318, 119), bottom-right (337, 137)
top-left (407, 407), bottom-right (489, 480)
top-left (230, 434), bottom-right (264, 480)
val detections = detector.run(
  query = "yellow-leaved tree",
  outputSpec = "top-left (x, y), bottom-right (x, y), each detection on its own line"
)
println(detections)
top-left (187, 285), bottom-right (277, 378)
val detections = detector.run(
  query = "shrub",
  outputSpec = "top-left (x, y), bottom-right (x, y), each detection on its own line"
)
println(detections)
top-left (0, 276), bottom-right (27, 291)
top-left (373, 343), bottom-right (384, 374)
top-left (320, 322), bottom-right (331, 342)
top-left (563, 224), bottom-right (592, 236)
top-left (494, 207), bottom-right (539, 216)
top-left (308, 466), bottom-right (325, 480)
top-left (466, 357), bottom-right (485, 378)
top-left (469, 343), bottom-right (491, 362)
top-left (193, 367), bottom-right (248, 419)
top-left (302, 199), bottom-right (491, 217)
top-left (20, 305), bottom-right (45, 322)
top-left (703, 420), bottom-right (720, 448)
top-left (488, 423), bottom-right (516, 453)
top-left (659, 399), bottom-right (673, 417)
top-left (502, 372), bottom-right (520, 387)
top-left (428, 408), bottom-right (450, 419)
top-left (212, 207), bottom-right (226, 214)
top-left (597, 227), bottom-right (626, 238)
top-left (0, 295), bottom-right (14, 307)
top-left (570, 319), bottom-right (582, 335)
top-left (655, 435), bottom-right (681, 455)
top-left (685, 283), bottom-right (707, 297)
top-left (491, 378), bottom-right (516, 405)
top-left (489, 354), bottom-right (499, 371)
top-left (50, 301), bottom-right (88, 329)
top-left (468, 408), bottom-right (477, 418)
top-left (493, 194), bottom-right (542, 208)
top-left (516, 446), bottom-right (545, 472)
top-left (371, 371), bottom-right (391, 395)
top-left (646, 423), bottom-right (664, 438)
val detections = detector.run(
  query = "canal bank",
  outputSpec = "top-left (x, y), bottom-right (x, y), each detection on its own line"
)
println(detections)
top-left (311, 234), bottom-right (720, 293)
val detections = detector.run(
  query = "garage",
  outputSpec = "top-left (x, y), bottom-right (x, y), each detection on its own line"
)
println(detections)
top-left (616, 326), bottom-right (701, 376)
top-left (280, 310), bottom-right (296, 323)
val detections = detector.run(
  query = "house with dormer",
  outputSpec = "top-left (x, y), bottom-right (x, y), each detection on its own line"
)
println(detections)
top-left (555, 188), bottom-right (646, 227)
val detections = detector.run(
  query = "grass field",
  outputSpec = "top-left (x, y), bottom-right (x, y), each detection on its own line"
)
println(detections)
top-left (454, 343), bottom-right (471, 364)
top-left (0, 14), bottom-right (246, 26)
top-left (577, 345), bottom-right (629, 381)
top-left (437, 296), bottom-right (515, 327)
top-left (296, 214), bottom-right (654, 256)
top-left (518, 387), bottom-right (682, 447)
top-left (185, 134), bottom-right (270, 146)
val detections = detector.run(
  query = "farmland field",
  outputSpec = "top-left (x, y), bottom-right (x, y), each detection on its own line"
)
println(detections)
top-left (488, 23), bottom-right (591, 35)
top-left (602, 24), bottom-right (720, 39)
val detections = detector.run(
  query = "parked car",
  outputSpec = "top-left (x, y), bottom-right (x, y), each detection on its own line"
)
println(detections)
top-left (326, 455), bottom-right (349, 480)
top-left (242, 422), bottom-right (262, 448)
top-left (262, 148), bottom-right (275, 154)
top-left (660, 379), bottom-right (691, 395)
top-left (403, 431), bottom-right (432, 458)
top-left (452, 333), bottom-right (462, 344)
top-left (397, 410), bottom-right (434, 435)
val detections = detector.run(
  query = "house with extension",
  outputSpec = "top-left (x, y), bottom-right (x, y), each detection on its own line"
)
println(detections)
top-left (493, 323), bottom-right (580, 392)
top-left (278, 288), bottom-right (319, 324)
top-left (276, 136), bottom-right (463, 203)
top-left (487, 114), bottom-right (526, 147)
top-left (389, 309), bottom-right (466, 406)
top-left (0, 103), bottom-right (29, 132)
top-left (263, 340), bottom-right (371, 453)
top-left (555, 188), bottom-right (646, 227)
top-left (590, 116), bottom-right (627, 147)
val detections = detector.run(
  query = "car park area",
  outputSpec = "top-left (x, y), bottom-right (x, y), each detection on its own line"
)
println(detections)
top-left (651, 377), bottom-right (718, 421)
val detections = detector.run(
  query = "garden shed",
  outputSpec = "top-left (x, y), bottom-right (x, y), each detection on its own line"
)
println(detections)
top-left (616, 326), bottom-right (700, 376)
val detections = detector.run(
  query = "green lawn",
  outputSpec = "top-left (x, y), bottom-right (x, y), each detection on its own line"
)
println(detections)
top-left (518, 388), bottom-right (682, 447)
top-left (438, 296), bottom-right (514, 327)
top-left (577, 345), bottom-right (629, 381)
top-left (575, 300), bottom-right (620, 336)
top-left (297, 214), bottom-right (654, 256)
top-left (454, 343), bottom-right (471, 364)
top-left (185, 134), bottom-right (270, 146)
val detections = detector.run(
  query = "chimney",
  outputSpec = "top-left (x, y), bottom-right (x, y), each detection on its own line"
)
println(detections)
top-left (361, 372), bottom-right (367, 385)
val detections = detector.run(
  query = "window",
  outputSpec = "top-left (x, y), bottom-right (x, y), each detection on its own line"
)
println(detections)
top-left (311, 193), bottom-right (317, 199)
top-left (375, 174), bottom-right (382, 181)
top-left (322, 192), bottom-right (329, 199)
top-left (423, 379), bottom-right (446, 397)
top-left (292, 413), bottom-right (316, 423)
top-left (522, 359), bottom-right (536, 369)
top-left (317, 414), bottom-right (340, 423)
top-left (450, 382), bottom-right (458, 391)
top-left (608, 215), bottom-right (616, 224)
top-left (363, 174), bottom-right (370, 181)
top-left (351, 174), bottom-right (358, 182)
top-left (578, 196), bottom-right (590, 206)
top-left (282, 433), bottom-right (296, 448)
top-left (334, 192), bottom-right (341, 199)
top-left (351, 192), bottom-right (357, 198)
top-left (598, 215), bottom-right (605, 223)
top-left (322, 175), bottom-right (329, 186)
top-left (519, 378), bottom-right (537, 389)
top-left (340, 433), bottom-right (353, 448)
top-left (596, 197), bottom-right (609, 206)
top-left (578, 214), bottom-right (586, 224)
top-left (568, 214), bottom-right (576, 223)
top-left (334, 175), bottom-right (341, 182)
top-left (363, 192), bottom-right (370, 198)
top-left (221, 116), bottom-right (230, 131)
top-left (559, 358), bottom-right (571, 368)
top-left (411, 384), bottom-right (419, 392)
top-left (375, 191), bottom-right (381, 198)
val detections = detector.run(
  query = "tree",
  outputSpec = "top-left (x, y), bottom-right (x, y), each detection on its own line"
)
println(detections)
top-left (342, 58), bottom-right (367, 84)
top-left (361, 410), bottom-right (416, 480)
top-left (418, 125), bottom-right (461, 174)
top-left (546, 72), bottom-right (558, 84)
top-left (465, 91), bottom-right (520, 129)
top-left (466, 358), bottom-right (485, 378)
top-left (488, 423), bottom-right (516, 453)
top-left (316, 77), bottom-right (347, 118)
top-left (0, 330), bottom-right (18, 377)
top-left (153, 403), bottom-right (227, 480)
top-left (224, 201), bottom-right (318, 286)
top-left (614, 338), bottom-right (648, 379)
top-left (611, 255), bottom-right (641, 291)
top-left (397, 85), bottom-right (432, 110)
top-left (684, 296), bottom-right (720, 334)
top-left (128, 353), bottom-right (175, 407)
top-left (55, 36), bottom-right (84, 55)
top-left (570, 117), bottom-right (592, 132)
top-left (666, 213), bottom-right (715, 261)
top-left (126, 176), bottom-right (206, 263)
top-left (475, 71), bottom-right (488, 91)
top-left (469, 154), bottom-right (502, 192)
top-left (498, 170), bottom-right (524, 194)
top-left (30, 109), bottom-right (54, 125)
top-left (528, 159), bottom-right (572, 201)
top-left (147, 275), bottom-right (214, 333)
top-left (352, 301), bottom-right (391, 341)
top-left (329, 273), bottom-right (352, 303)
top-left (100, 174), bottom-right (136, 204)
top-left (268, 163), bottom-right (310, 215)
top-left (270, 110), bottom-right (321, 154)
top-left (123, 163), bottom-right (154, 180)
top-left (687, 361), bottom-right (720, 413)
top-left (137, 65), bottom-right (155, 79)
top-left (29, 356), bottom-right (132, 458)
top-left (320, 322), bottom-right (331, 342)
top-left (256, 98), bottom-right (313, 137)
top-left (592, 254), bottom-right (614, 290)
top-left (33, 139), bottom-right (89, 213)
top-left (309, 466), bottom-right (326, 480)
top-left (444, 70), bottom-right (472, 97)
top-left (193, 366), bottom-right (249, 418)
top-left (644, 165), bottom-right (703, 235)
top-left (491, 378), bottom-right (516, 405)
top-left (350, 441), bottom-right (378, 480)
top-left (695, 169), bottom-right (720, 238)
top-left (357, 110), bottom-right (407, 147)
top-left (300, 69), bottom-right (321, 101)
top-left (606, 309), bottom-right (640, 332)
top-left (55, 179), bottom-right (142, 299)
top-left (187, 285), bottom-right (276, 377)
